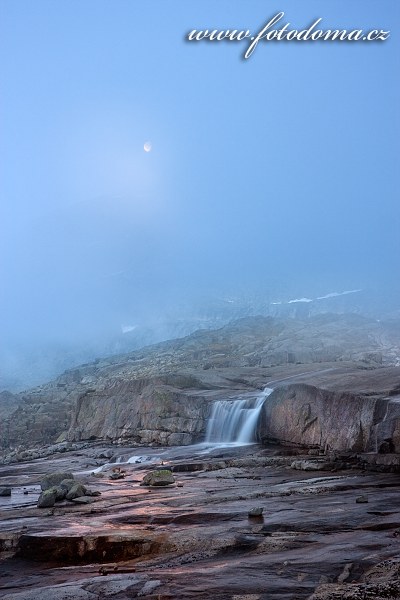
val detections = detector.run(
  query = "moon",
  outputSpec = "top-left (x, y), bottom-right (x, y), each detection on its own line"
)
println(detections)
top-left (144, 141), bottom-right (152, 153)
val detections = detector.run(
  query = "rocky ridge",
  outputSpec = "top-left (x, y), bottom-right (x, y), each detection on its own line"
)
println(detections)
top-left (1, 315), bottom-right (400, 460)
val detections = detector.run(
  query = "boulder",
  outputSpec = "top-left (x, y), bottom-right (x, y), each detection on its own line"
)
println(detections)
top-left (59, 478), bottom-right (76, 492)
top-left (41, 472), bottom-right (74, 491)
top-left (66, 483), bottom-right (87, 500)
top-left (0, 487), bottom-right (11, 497)
top-left (141, 469), bottom-right (175, 487)
top-left (52, 486), bottom-right (67, 501)
top-left (37, 489), bottom-right (57, 508)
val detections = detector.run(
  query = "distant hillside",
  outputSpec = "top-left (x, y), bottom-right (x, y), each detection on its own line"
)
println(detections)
top-left (1, 287), bottom-right (399, 391)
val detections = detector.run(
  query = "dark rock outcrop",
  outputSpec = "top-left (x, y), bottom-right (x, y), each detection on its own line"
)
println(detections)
top-left (66, 375), bottom-right (213, 446)
top-left (260, 383), bottom-right (400, 453)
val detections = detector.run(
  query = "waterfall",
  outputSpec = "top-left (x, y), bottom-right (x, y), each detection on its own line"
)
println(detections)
top-left (205, 387), bottom-right (273, 444)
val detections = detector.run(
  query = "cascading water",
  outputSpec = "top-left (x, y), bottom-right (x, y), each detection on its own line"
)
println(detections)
top-left (205, 387), bottom-right (273, 444)
top-left (79, 387), bottom-right (274, 475)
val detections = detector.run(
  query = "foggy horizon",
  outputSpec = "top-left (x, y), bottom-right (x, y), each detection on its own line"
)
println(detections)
top-left (1, 1), bottom-right (399, 388)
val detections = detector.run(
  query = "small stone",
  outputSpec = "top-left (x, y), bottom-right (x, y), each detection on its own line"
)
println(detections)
top-left (109, 472), bottom-right (125, 480)
top-left (98, 449), bottom-right (113, 459)
top-left (177, 482), bottom-right (184, 487)
top-left (356, 495), bottom-right (368, 503)
top-left (248, 507), bottom-right (263, 517)
top-left (0, 487), bottom-right (12, 497)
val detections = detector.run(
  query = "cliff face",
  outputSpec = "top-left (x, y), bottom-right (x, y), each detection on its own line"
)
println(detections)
top-left (1, 315), bottom-right (400, 457)
top-left (0, 387), bottom-right (76, 451)
top-left (260, 383), bottom-right (400, 453)
top-left (67, 375), bottom-right (218, 446)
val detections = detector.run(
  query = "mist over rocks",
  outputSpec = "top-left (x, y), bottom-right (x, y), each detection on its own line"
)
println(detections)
top-left (2, 287), bottom-right (399, 392)
top-left (0, 314), bottom-right (400, 461)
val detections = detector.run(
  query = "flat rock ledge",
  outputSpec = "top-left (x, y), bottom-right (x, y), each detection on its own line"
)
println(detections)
top-left (1, 443), bottom-right (400, 599)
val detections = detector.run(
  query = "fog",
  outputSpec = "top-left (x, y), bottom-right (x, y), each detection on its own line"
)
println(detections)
top-left (1, 1), bottom-right (399, 390)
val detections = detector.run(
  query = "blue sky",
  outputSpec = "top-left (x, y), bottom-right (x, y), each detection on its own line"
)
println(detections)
top-left (1, 0), bottom-right (399, 342)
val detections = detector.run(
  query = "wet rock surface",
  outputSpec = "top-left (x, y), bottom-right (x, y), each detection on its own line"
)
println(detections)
top-left (1, 315), bottom-right (400, 597)
top-left (1, 443), bottom-right (400, 599)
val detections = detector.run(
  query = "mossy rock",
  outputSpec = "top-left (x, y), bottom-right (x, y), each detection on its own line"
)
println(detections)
top-left (37, 489), bottom-right (57, 508)
top-left (141, 469), bottom-right (175, 487)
